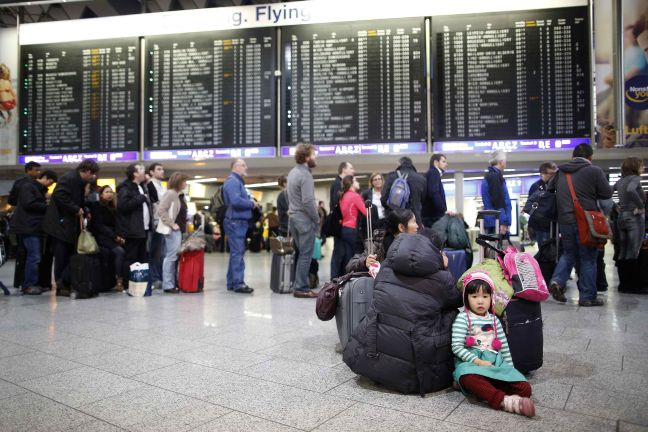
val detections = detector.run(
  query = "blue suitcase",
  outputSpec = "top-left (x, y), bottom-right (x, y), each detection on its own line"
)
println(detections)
top-left (443, 249), bottom-right (468, 281)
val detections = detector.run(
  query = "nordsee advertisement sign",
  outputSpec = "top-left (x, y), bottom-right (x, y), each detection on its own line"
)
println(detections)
top-left (625, 75), bottom-right (648, 111)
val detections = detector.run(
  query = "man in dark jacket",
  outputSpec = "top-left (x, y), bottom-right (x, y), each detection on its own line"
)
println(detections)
top-left (276, 176), bottom-right (289, 237)
top-left (549, 144), bottom-right (612, 306)
top-left (8, 161), bottom-right (42, 289)
top-left (43, 160), bottom-right (100, 292)
top-left (422, 153), bottom-right (448, 227)
top-left (117, 163), bottom-right (152, 291)
top-left (343, 233), bottom-right (462, 395)
top-left (222, 158), bottom-right (258, 294)
top-left (525, 161), bottom-right (557, 246)
top-left (381, 157), bottom-right (427, 226)
top-left (330, 161), bottom-right (355, 279)
top-left (11, 170), bottom-right (57, 295)
top-left (146, 162), bottom-right (166, 289)
top-left (481, 150), bottom-right (512, 235)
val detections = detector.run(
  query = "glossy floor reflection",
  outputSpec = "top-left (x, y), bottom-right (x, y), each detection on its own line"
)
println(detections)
top-left (0, 245), bottom-right (647, 431)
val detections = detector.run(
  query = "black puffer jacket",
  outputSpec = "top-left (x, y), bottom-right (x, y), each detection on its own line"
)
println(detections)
top-left (42, 170), bottom-right (86, 244)
top-left (116, 180), bottom-right (152, 239)
top-left (10, 179), bottom-right (48, 236)
top-left (381, 163), bottom-right (427, 225)
top-left (343, 233), bottom-right (462, 395)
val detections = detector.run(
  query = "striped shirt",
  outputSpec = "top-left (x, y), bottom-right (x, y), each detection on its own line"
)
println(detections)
top-left (451, 310), bottom-right (513, 366)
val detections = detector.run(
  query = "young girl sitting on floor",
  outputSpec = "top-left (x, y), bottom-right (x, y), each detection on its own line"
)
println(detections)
top-left (451, 272), bottom-right (536, 417)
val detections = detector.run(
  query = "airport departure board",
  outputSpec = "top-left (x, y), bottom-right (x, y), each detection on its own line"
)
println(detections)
top-left (20, 38), bottom-right (139, 154)
top-left (433, 7), bottom-right (591, 143)
top-left (282, 19), bottom-right (427, 146)
top-left (145, 28), bottom-right (276, 150)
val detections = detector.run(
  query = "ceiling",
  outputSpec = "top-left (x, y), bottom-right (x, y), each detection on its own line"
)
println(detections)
top-left (0, 0), bottom-right (298, 27)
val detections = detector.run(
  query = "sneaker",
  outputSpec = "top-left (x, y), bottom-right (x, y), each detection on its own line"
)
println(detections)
top-left (578, 298), bottom-right (604, 307)
top-left (233, 286), bottom-right (254, 294)
top-left (518, 397), bottom-right (536, 418)
top-left (549, 281), bottom-right (567, 303)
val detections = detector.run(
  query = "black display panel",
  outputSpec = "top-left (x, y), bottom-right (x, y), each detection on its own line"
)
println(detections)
top-left (145, 28), bottom-right (275, 150)
top-left (433, 7), bottom-right (591, 142)
top-left (20, 39), bottom-right (139, 154)
top-left (282, 19), bottom-right (427, 146)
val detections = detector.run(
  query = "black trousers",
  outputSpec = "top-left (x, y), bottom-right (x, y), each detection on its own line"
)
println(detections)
top-left (53, 237), bottom-right (75, 287)
top-left (123, 237), bottom-right (148, 290)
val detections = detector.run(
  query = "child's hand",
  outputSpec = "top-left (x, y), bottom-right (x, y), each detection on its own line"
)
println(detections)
top-left (473, 359), bottom-right (493, 367)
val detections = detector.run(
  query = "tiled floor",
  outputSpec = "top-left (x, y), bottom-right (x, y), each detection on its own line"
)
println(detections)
top-left (1, 246), bottom-right (647, 432)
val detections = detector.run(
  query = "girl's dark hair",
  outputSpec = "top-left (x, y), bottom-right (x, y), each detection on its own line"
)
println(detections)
top-left (463, 279), bottom-right (493, 311)
top-left (339, 175), bottom-right (354, 197)
top-left (385, 207), bottom-right (415, 235)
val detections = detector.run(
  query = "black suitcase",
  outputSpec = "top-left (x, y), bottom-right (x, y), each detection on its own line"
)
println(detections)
top-left (617, 248), bottom-right (648, 292)
top-left (70, 254), bottom-right (102, 299)
top-left (270, 253), bottom-right (294, 293)
top-left (501, 298), bottom-right (543, 374)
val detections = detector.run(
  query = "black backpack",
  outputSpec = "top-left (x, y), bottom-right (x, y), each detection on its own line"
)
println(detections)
top-left (209, 186), bottom-right (227, 227)
top-left (523, 189), bottom-right (556, 231)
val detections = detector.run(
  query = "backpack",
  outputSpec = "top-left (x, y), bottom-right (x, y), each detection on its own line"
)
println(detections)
top-left (386, 170), bottom-right (410, 209)
top-left (446, 216), bottom-right (470, 249)
top-left (523, 189), bottom-right (556, 231)
top-left (498, 246), bottom-right (549, 302)
top-left (322, 203), bottom-right (342, 238)
top-left (209, 186), bottom-right (226, 227)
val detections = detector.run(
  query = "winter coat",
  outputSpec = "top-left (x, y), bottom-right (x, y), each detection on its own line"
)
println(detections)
top-left (222, 172), bottom-right (253, 221)
top-left (343, 233), bottom-right (463, 395)
top-left (481, 166), bottom-right (512, 229)
top-left (381, 163), bottom-right (427, 225)
top-left (88, 201), bottom-right (120, 249)
top-left (422, 167), bottom-right (447, 221)
top-left (116, 180), bottom-right (152, 239)
top-left (277, 190), bottom-right (289, 235)
top-left (10, 179), bottom-right (48, 236)
top-left (346, 228), bottom-right (392, 273)
top-left (42, 170), bottom-right (86, 244)
top-left (553, 158), bottom-right (612, 225)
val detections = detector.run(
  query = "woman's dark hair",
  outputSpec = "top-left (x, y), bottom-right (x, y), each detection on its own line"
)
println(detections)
top-left (418, 227), bottom-right (443, 250)
top-left (463, 279), bottom-right (493, 311)
top-left (339, 175), bottom-right (355, 197)
top-left (98, 185), bottom-right (115, 209)
top-left (385, 207), bottom-right (415, 236)
top-left (621, 157), bottom-right (643, 177)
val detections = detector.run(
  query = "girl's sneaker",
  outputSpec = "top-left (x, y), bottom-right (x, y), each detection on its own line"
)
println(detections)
top-left (518, 397), bottom-right (536, 417)
top-left (502, 395), bottom-right (535, 418)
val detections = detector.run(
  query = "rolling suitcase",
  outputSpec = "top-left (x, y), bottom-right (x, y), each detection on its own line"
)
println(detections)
top-left (501, 297), bottom-right (543, 374)
top-left (270, 252), bottom-right (294, 293)
top-left (336, 276), bottom-right (374, 349)
top-left (336, 199), bottom-right (376, 349)
top-left (443, 249), bottom-right (468, 281)
top-left (70, 254), bottom-right (102, 299)
top-left (178, 249), bottom-right (205, 293)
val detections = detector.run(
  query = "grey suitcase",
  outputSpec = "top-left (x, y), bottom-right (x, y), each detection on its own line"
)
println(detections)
top-left (270, 253), bottom-right (294, 293)
top-left (336, 276), bottom-right (374, 349)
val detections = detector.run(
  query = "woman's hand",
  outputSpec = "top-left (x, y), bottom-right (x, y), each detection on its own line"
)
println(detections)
top-left (365, 254), bottom-right (378, 269)
top-left (473, 359), bottom-right (493, 367)
top-left (172, 223), bottom-right (180, 231)
top-left (442, 252), bottom-right (449, 269)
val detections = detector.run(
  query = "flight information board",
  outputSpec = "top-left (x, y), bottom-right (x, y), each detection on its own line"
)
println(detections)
top-left (145, 28), bottom-right (276, 156)
top-left (20, 38), bottom-right (139, 156)
top-left (282, 19), bottom-right (427, 153)
top-left (433, 7), bottom-right (591, 151)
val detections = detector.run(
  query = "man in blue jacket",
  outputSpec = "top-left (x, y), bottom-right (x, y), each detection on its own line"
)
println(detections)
top-left (422, 153), bottom-right (448, 228)
top-left (222, 158), bottom-right (258, 294)
top-left (481, 150), bottom-right (512, 235)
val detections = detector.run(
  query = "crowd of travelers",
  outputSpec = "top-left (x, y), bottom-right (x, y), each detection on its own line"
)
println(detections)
top-left (4, 143), bottom-right (646, 416)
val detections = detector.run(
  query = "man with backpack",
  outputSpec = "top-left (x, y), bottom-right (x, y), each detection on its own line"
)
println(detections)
top-left (329, 161), bottom-right (355, 279)
top-left (524, 162), bottom-right (557, 247)
top-left (381, 156), bottom-right (427, 226)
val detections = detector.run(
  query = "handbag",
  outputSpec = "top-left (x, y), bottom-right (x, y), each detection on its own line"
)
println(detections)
top-left (565, 174), bottom-right (612, 248)
top-left (77, 217), bottom-right (99, 254)
top-left (128, 262), bottom-right (151, 297)
top-left (156, 200), bottom-right (175, 235)
top-left (316, 271), bottom-right (370, 321)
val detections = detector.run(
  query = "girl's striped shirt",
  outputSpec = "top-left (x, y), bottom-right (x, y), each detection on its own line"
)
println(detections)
top-left (451, 310), bottom-right (513, 365)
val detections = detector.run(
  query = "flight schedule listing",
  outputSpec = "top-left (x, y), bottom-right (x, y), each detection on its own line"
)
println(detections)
top-left (146, 28), bottom-right (275, 150)
top-left (20, 39), bottom-right (139, 154)
top-left (283, 19), bottom-right (426, 146)
top-left (434, 8), bottom-right (590, 141)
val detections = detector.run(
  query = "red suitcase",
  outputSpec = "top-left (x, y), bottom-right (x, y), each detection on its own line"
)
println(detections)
top-left (178, 249), bottom-right (205, 293)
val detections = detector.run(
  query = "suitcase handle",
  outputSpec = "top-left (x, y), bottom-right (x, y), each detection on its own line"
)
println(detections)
top-left (476, 235), bottom-right (505, 257)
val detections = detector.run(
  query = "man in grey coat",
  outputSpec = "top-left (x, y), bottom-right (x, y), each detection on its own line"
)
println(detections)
top-left (287, 143), bottom-right (319, 298)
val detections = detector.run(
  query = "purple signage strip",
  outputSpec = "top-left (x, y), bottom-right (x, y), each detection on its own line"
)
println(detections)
top-left (19, 151), bottom-right (139, 164)
top-left (143, 147), bottom-right (276, 161)
top-left (433, 137), bottom-right (591, 153)
top-left (281, 142), bottom-right (428, 157)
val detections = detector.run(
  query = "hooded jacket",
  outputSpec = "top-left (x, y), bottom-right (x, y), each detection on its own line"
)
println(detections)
top-left (381, 162), bottom-right (427, 225)
top-left (553, 158), bottom-right (612, 225)
top-left (343, 233), bottom-right (462, 395)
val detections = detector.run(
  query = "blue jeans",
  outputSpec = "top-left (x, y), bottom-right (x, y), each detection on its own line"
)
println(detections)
top-left (224, 218), bottom-right (249, 290)
top-left (551, 224), bottom-right (599, 301)
top-left (148, 230), bottom-right (165, 283)
top-left (534, 230), bottom-right (550, 247)
top-left (618, 212), bottom-right (645, 260)
top-left (162, 230), bottom-right (181, 290)
top-left (23, 236), bottom-right (41, 288)
top-left (290, 216), bottom-right (317, 292)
